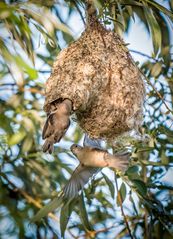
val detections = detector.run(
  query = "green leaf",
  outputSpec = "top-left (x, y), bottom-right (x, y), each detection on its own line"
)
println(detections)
top-left (116, 14), bottom-right (125, 31)
top-left (79, 192), bottom-right (93, 231)
top-left (8, 131), bottom-right (26, 145)
top-left (120, 0), bottom-right (143, 7)
top-left (132, 179), bottom-right (147, 196)
top-left (0, 114), bottom-right (13, 134)
top-left (126, 166), bottom-right (139, 175)
top-left (129, 191), bottom-right (138, 215)
top-left (161, 151), bottom-right (169, 165)
top-left (171, 0), bottom-right (173, 10)
top-left (119, 182), bottom-right (126, 203)
top-left (102, 173), bottom-right (115, 199)
top-left (151, 62), bottom-right (162, 77)
top-left (31, 193), bottom-right (63, 222)
top-left (121, 0), bottom-right (173, 20)
top-left (60, 198), bottom-right (76, 238)
top-left (14, 56), bottom-right (38, 79)
top-left (144, 6), bottom-right (161, 54)
top-left (128, 6), bottom-right (135, 21)
top-left (22, 137), bottom-right (33, 153)
top-left (145, 0), bottom-right (173, 20)
top-left (147, 183), bottom-right (173, 191)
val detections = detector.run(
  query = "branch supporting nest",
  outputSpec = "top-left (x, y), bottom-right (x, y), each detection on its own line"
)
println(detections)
top-left (85, 0), bottom-right (97, 25)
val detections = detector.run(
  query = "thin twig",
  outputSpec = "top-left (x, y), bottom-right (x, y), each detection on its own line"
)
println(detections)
top-left (147, 78), bottom-right (173, 114)
top-left (19, 87), bottom-right (44, 95)
top-left (0, 83), bottom-right (16, 86)
top-left (0, 84), bottom-right (44, 95)
top-left (114, 173), bottom-right (134, 239)
top-left (73, 0), bottom-right (86, 25)
top-left (129, 49), bottom-right (157, 62)
top-left (38, 70), bottom-right (51, 73)
top-left (142, 162), bottom-right (149, 239)
top-left (75, 223), bottom-right (117, 238)
top-left (139, 69), bottom-right (173, 114)
top-left (0, 172), bottom-right (59, 222)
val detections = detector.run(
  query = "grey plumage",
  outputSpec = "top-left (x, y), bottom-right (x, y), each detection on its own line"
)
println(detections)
top-left (62, 136), bottom-right (129, 199)
top-left (63, 165), bottom-right (99, 199)
top-left (62, 135), bottom-right (101, 199)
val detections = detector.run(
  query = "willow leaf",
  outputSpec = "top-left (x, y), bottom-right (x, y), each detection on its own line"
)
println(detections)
top-left (143, 6), bottom-right (161, 54)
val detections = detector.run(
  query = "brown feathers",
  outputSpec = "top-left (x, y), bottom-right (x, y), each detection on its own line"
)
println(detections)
top-left (71, 144), bottom-right (129, 171)
top-left (42, 99), bottom-right (72, 153)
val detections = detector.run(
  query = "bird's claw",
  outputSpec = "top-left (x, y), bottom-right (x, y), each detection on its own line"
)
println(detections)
top-left (42, 138), bottom-right (54, 154)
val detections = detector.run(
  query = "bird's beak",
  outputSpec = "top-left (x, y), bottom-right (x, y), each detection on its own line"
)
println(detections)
top-left (70, 144), bottom-right (77, 153)
top-left (70, 144), bottom-right (82, 155)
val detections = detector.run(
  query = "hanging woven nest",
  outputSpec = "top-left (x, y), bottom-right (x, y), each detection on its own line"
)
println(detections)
top-left (43, 6), bottom-right (145, 142)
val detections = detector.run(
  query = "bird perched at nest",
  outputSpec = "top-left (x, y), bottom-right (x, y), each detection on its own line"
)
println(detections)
top-left (31, 135), bottom-right (129, 222)
top-left (42, 99), bottom-right (72, 153)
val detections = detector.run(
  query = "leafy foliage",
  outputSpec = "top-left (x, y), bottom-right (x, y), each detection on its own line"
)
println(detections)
top-left (0, 0), bottom-right (173, 238)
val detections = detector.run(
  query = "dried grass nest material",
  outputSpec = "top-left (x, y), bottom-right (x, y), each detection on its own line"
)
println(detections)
top-left (44, 21), bottom-right (145, 141)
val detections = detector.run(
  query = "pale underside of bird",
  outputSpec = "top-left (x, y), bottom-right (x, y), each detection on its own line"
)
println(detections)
top-left (31, 135), bottom-right (129, 222)
top-left (63, 135), bottom-right (130, 199)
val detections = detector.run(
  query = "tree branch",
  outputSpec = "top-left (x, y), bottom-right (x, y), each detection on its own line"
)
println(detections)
top-left (0, 172), bottom-right (59, 222)
top-left (139, 68), bottom-right (173, 114)
top-left (129, 49), bottom-right (157, 62)
top-left (73, 0), bottom-right (86, 25)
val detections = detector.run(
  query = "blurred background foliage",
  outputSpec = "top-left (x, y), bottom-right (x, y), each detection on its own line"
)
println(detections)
top-left (0, 0), bottom-right (173, 238)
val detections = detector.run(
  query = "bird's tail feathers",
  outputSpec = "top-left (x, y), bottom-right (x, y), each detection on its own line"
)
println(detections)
top-left (107, 152), bottom-right (130, 172)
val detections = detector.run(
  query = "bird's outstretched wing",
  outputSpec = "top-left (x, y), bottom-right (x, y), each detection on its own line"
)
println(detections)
top-left (31, 165), bottom-right (98, 222)
top-left (63, 164), bottom-right (99, 199)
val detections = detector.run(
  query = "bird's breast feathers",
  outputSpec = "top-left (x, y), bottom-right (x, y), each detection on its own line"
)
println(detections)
top-left (80, 147), bottom-right (107, 167)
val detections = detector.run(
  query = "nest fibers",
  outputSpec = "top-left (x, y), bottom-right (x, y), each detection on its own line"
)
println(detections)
top-left (44, 20), bottom-right (145, 141)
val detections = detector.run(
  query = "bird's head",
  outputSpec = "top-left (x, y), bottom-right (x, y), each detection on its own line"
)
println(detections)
top-left (70, 144), bottom-right (83, 156)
